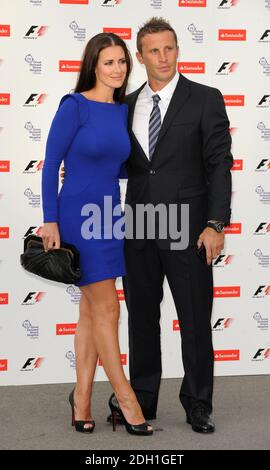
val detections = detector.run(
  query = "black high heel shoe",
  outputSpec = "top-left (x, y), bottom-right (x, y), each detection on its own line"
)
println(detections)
top-left (108, 393), bottom-right (153, 436)
top-left (69, 389), bottom-right (95, 433)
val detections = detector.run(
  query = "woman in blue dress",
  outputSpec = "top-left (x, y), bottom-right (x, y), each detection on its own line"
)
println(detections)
top-left (41, 33), bottom-right (152, 436)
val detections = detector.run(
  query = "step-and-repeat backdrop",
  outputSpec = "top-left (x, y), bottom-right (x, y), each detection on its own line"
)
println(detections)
top-left (0, 0), bottom-right (269, 385)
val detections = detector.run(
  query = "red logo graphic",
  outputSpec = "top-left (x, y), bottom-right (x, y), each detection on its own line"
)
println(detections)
top-left (232, 159), bottom-right (243, 171)
top-left (0, 360), bottom-right (8, 371)
top-left (0, 293), bottom-right (9, 305)
top-left (0, 227), bottom-right (9, 238)
top-left (34, 358), bottom-right (44, 368)
top-left (173, 320), bottom-right (181, 331)
top-left (0, 25), bottom-right (10, 37)
top-left (214, 350), bottom-right (240, 361)
top-left (224, 223), bottom-right (242, 234)
top-left (223, 95), bottom-right (245, 106)
top-left (56, 323), bottom-right (77, 335)
top-left (103, 28), bottom-right (131, 40)
top-left (179, 0), bottom-right (207, 6)
top-left (0, 161), bottom-right (10, 172)
top-left (117, 289), bottom-right (125, 301)
top-left (99, 354), bottom-right (127, 366)
top-left (178, 62), bottom-right (205, 74)
top-left (214, 286), bottom-right (240, 297)
top-left (219, 29), bottom-right (246, 41)
top-left (60, 0), bottom-right (89, 3)
top-left (0, 94), bottom-right (10, 105)
top-left (59, 60), bottom-right (81, 72)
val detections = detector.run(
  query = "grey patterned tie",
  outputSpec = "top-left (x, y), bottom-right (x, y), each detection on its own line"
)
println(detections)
top-left (149, 94), bottom-right (161, 161)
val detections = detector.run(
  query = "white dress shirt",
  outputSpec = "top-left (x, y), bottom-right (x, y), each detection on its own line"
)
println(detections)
top-left (132, 72), bottom-right (180, 159)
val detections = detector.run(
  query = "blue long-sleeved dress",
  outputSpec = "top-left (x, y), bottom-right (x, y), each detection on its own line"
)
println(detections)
top-left (42, 93), bottom-right (130, 286)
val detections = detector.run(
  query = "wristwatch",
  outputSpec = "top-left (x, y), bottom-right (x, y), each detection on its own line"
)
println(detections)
top-left (206, 220), bottom-right (225, 233)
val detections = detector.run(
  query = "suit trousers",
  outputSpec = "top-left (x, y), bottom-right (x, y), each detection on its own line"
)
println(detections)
top-left (123, 239), bottom-right (214, 417)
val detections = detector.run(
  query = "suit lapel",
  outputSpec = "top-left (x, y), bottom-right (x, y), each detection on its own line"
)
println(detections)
top-left (127, 83), bottom-right (150, 165)
top-left (154, 74), bottom-right (191, 151)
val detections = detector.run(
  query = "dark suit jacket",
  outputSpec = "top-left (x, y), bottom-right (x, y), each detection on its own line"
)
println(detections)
top-left (123, 73), bottom-right (233, 249)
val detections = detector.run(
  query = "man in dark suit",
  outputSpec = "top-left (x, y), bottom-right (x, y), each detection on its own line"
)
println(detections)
top-left (115, 17), bottom-right (233, 433)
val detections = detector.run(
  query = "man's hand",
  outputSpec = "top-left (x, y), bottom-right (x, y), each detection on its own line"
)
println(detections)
top-left (197, 227), bottom-right (225, 265)
top-left (41, 222), bottom-right (61, 251)
top-left (60, 165), bottom-right (65, 184)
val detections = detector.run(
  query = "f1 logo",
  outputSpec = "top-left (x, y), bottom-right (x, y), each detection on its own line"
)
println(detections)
top-left (213, 255), bottom-right (233, 266)
top-left (253, 348), bottom-right (270, 360)
top-left (24, 94), bottom-right (46, 106)
top-left (258, 95), bottom-right (270, 106)
top-left (213, 318), bottom-right (233, 329)
top-left (260, 30), bottom-right (270, 41)
top-left (217, 62), bottom-right (238, 74)
top-left (23, 160), bottom-right (44, 172)
top-left (22, 292), bottom-right (45, 305)
top-left (23, 226), bottom-right (43, 238)
top-left (25, 26), bottom-right (47, 38)
top-left (256, 159), bottom-right (270, 171)
top-left (254, 222), bottom-right (270, 234)
top-left (253, 285), bottom-right (270, 297)
top-left (219, 0), bottom-right (238, 6)
top-left (21, 357), bottom-right (44, 370)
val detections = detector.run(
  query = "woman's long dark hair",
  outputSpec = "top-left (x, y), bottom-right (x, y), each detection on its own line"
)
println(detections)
top-left (74, 33), bottom-right (132, 102)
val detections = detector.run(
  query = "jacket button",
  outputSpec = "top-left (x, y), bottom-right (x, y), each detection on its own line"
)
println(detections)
top-left (149, 170), bottom-right (156, 175)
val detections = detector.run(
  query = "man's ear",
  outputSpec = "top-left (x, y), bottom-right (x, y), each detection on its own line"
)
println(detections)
top-left (136, 51), bottom-right (144, 65)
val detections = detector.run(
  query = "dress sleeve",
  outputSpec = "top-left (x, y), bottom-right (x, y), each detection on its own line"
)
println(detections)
top-left (118, 104), bottom-right (129, 179)
top-left (118, 162), bottom-right (128, 179)
top-left (42, 95), bottom-right (80, 223)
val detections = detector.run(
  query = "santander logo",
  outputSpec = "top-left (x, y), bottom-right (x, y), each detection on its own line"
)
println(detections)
top-left (219, 29), bottom-right (246, 41)
top-left (103, 27), bottom-right (131, 40)
top-left (224, 223), bottom-right (242, 234)
top-left (179, 0), bottom-right (207, 6)
top-left (59, 60), bottom-right (81, 72)
top-left (214, 286), bottom-right (241, 297)
top-left (214, 350), bottom-right (240, 361)
top-left (223, 95), bottom-right (245, 106)
top-left (178, 62), bottom-right (205, 73)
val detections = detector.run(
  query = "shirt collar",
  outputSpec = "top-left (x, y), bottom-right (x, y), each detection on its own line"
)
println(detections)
top-left (144, 72), bottom-right (179, 104)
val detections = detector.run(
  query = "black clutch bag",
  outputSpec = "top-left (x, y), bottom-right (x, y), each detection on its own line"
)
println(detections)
top-left (20, 235), bottom-right (81, 284)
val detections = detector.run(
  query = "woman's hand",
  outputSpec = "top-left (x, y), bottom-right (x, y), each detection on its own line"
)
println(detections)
top-left (60, 165), bottom-right (65, 184)
top-left (41, 222), bottom-right (61, 251)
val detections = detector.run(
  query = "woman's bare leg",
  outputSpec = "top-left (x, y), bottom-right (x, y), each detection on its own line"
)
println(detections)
top-left (73, 292), bottom-right (98, 428)
top-left (81, 279), bottom-right (152, 429)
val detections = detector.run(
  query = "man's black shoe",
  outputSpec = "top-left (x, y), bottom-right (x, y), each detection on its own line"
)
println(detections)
top-left (186, 405), bottom-right (215, 433)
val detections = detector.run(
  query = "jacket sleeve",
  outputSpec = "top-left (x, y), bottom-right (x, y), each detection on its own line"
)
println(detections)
top-left (201, 88), bottom-right (233, 225)
top-left (42, 96), bottom-right (80, 223)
